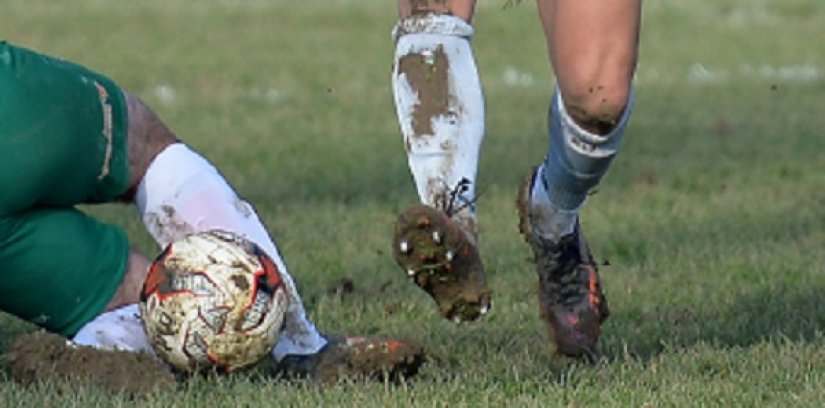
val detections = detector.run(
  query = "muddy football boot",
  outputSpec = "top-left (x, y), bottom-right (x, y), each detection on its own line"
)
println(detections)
top-left (516, 169), bottom-right (610, 358)
top-left (392, 203), bottom-right (492, 322)
top-left (275, 335), bottom-right (426, 382)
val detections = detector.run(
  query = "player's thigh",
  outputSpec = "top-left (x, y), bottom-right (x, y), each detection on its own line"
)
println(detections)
top-left (538, 0), bottom-right (641, 118)
top-left (397, 0), bottom-right (476, 21)
top-left (0, 41), bottom-right (130, 212)
top-left (0, 207), bottom-right (129, 336)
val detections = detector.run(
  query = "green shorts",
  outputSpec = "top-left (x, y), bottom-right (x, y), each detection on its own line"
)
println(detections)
top-left (0, 41), bottom-right (131, 336)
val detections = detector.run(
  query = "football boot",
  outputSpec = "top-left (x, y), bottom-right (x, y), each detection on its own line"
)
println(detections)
top-left (275, 335), bottom-right (426, 381)
top-left (392, 201), bottom-right (491, 323)
top-left (516, 168), bottom-right (610, 358)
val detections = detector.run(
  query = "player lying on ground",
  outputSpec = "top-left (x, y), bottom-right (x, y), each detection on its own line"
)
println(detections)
top-left (390, 0), bottom-right (641, 356)
top-left (0, 40), bottom-right (424, 387)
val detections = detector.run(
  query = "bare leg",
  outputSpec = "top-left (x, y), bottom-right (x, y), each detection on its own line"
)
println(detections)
top-left (531, 0), bottom-right (641, 241)
top-left (518, 0), bottom-right (641, 357)
top-left (103, 250), bottom-right (150, 311)
top-left (539, 0), bottom-right (640, 134)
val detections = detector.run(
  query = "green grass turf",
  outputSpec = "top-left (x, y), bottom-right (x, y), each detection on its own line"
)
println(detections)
top-left (2, 0), bottom-right (825, 406)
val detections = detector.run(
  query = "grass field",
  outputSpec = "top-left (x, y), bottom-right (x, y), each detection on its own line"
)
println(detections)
top-left (2, 0), bottom-right (825, 406)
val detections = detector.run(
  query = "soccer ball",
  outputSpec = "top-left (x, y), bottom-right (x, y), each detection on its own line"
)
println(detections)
top-left (139, 230), bottom-right (289, 373)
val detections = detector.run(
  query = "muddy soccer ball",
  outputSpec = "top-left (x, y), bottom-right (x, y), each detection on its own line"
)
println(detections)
top-left (140, 230), bottom-right (289, 373)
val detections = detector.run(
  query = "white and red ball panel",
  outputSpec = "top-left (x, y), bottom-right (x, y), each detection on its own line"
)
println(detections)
top-left (140, 230), bottom-right (288, 372)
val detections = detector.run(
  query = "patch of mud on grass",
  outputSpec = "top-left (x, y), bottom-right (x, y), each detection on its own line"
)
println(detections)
top-left (4, 330), bottom-right (175, 395)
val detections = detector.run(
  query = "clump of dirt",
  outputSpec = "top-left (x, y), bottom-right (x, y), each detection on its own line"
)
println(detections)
top-left (4, 330), bottom-right (176, 395)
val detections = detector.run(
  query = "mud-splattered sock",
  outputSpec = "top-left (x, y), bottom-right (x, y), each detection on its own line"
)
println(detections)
top-left (392, 14), bottom-right (484, 233)
top-left (135, 143), bottom-right (326, 360)
top-left (72, 304), bottom-right (154, 353)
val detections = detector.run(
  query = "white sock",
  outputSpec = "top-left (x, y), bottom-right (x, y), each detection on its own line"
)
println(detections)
top-left (72, 304), bottom-right (155, 355)
top-left (136, 143), bottom-right (326, 360)
top-left (529, 165), bottom-right (579, 242)
top-left (392, 14), bottom-right (484, 231)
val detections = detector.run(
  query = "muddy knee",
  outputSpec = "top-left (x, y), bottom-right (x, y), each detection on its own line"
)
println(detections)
top-left (560, 80), bottom-right (632, 135)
